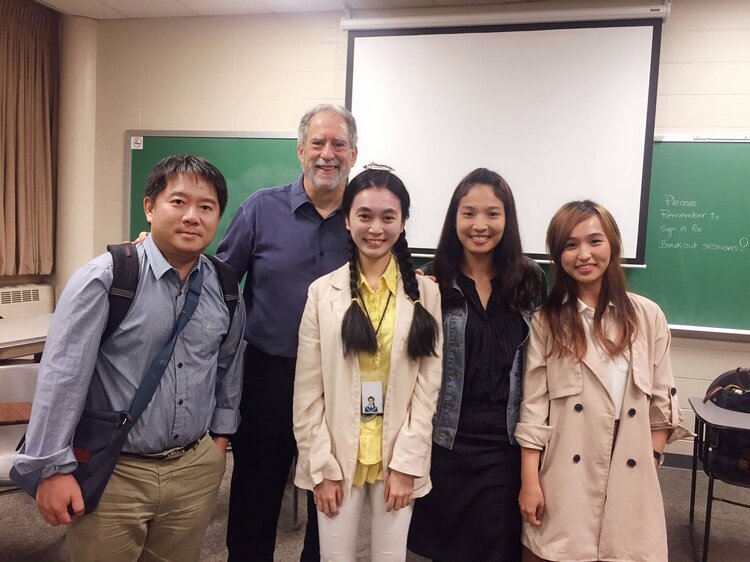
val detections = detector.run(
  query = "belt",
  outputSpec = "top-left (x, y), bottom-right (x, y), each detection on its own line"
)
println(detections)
top-left (122, 437), bottom-right (202, 461)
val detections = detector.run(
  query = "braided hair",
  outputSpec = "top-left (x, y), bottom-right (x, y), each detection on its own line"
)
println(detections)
top-left (342, 235), bottom-right (379, 356)
top-left (340, 168), bottom-right (439, 360)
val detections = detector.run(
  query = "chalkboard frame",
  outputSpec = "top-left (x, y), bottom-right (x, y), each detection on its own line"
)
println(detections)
top-left (123, 131), bottom-right (750, 342)
top-left (634, 136), bottom-right (750, 341)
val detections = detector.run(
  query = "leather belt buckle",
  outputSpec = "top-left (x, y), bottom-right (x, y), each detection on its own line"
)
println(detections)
top-left (125, 438), bottom-right (201, 461)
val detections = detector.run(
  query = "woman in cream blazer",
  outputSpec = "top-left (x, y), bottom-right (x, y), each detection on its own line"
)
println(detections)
top-left (516, 201), bottom-right (690, 562)
top-left (293, 167), bottom-right (442, 561)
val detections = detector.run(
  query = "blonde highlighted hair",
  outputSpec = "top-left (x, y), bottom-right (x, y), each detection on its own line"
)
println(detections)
top-left (543, 200), bottom-right (637, 360)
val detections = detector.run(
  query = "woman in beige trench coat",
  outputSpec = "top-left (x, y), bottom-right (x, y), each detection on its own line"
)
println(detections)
top-left (515, 201), bottom-right (690, 562)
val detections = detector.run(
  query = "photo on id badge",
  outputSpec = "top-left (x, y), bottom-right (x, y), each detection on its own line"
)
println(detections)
top-left (362, 381), bottom-right (384, 414)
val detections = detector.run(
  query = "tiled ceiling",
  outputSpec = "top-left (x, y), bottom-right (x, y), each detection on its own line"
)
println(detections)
top-left (36, 0), bottom-right (544, 19)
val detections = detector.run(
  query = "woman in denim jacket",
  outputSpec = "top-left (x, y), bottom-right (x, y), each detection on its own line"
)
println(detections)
top-left (408, 168), bottom-right (545, 562)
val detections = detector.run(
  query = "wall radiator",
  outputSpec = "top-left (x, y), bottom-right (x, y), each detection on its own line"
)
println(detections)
top-left (0, 284), bottom-right (54, 319)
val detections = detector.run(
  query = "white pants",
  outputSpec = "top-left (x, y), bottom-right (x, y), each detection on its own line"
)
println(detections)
top-left (317, 481), bottom-right (414, 562)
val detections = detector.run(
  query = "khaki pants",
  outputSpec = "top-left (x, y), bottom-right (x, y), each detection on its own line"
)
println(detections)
top-left (67, 433), bottom-right (226, 562)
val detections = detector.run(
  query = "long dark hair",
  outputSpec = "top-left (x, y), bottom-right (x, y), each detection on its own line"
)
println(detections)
top-left (433, 167), bottom-right (544, 311)
top-left (543, 200), bottom-right (637, 359)
top-left (341, 168), bottom-right (439, 360)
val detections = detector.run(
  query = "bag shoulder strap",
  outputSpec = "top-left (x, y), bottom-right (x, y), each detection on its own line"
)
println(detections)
top-left (203, 254), bottom-right (239, 326)
top-left (129, 267), bottom-right (204, 421)
top-left (103, 242), bottom-right (139, 343)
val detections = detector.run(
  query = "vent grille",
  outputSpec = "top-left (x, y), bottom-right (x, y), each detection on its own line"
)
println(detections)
top-left (0, 284), bottom-right (54, 318)
top-left (0, 288), bottom-right (41, 305)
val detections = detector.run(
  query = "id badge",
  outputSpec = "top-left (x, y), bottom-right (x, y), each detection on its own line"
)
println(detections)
top-left (362, 381), bottom-right (384, 415)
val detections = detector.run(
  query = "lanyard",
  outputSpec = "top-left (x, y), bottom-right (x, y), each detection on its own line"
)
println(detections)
top-left (357, 290), bottom-right (392, 335)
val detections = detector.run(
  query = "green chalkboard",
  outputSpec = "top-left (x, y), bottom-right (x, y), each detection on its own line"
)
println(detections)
top-left (128, 135), bottom-right (750, 333)
top-left (627, 142), bottom-right (750, 332)
top-left (128, 133), bottom-right (301, 255)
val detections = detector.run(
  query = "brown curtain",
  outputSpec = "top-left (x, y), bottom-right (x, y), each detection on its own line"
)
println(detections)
top-left (0, 0), bottom-right (59, 276)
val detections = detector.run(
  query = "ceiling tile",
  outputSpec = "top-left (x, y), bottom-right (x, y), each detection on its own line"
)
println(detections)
top-left (433, 0), bottom-right (533, 5)
top-left (101, 0), bottom-right (195, 18)
top-left (179, 0), bottom-right (270, 16)
top-left (262, 0), bottom-right (343, 13)
top-left (38, 0), bottom-right (127, 18)
top-left (347, 0), bottom-right (435, 8)
top-left (39, 0), bottom-right (551, 20)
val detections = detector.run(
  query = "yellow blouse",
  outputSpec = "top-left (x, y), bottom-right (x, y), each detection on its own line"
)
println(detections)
top-left (353, 256), bottom-right (398, 486)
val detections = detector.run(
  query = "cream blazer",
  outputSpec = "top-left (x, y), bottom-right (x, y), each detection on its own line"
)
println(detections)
top-left (293, 263), bottom-right (443, 499)
top-left (515, 293), bottom-right (691, 562)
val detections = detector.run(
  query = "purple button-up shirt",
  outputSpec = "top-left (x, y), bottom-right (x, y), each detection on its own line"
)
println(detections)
top-left (217, 176), bottom-right (349, 358)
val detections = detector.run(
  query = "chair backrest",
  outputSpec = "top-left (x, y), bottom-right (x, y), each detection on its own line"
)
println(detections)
top-left (0, 363), bottom-right (39, 402)
top-left (0, 363), bottom-right (39, 488)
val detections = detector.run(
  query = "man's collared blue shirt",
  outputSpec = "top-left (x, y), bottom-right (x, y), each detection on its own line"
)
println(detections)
top-left (14, 236), bottom-right (246, 479)
top-left (217, 175), bottom-right (349, 358)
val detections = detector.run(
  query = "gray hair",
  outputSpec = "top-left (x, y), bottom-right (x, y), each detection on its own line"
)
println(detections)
top-left (297, 104), bottom-right (358, 149)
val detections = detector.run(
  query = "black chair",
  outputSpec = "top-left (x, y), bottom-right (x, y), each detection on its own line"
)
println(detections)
top-left (688, 397), bottom-right (750, 562)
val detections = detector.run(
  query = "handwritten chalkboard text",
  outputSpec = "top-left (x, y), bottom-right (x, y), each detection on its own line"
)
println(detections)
top-left (664, 195), bottom-right (697, 207)
top-left (659, 210), bottom-right (719, 220)
top-left (659, 237), bottom-right (749, 252)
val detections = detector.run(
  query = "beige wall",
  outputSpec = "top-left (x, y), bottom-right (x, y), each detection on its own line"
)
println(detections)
top-left (56, 16), bottom-right (97, 291)
top-left (59, 0), bottom-right (750, 455)
top-left (91, 12), bottom-right (347, 252)
top-left (657, 0), bottom-right (750, 134)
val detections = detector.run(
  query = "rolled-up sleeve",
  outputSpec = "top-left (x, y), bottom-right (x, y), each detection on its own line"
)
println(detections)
top-left (210, 293), bottom-right (246, 435)
top-left (648, 307), bottom-right (692, 443)
top-left (515, 314), bottom-right (554, 450)
top-left (13, 262), bottom-right (111, 479)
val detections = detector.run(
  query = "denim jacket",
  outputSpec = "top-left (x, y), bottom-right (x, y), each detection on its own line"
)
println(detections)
top-left (431, 259), bottom-right (545, 449)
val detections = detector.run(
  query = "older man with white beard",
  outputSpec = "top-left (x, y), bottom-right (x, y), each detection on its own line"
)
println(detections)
top-left (218, 104), bottom-right (358, 562)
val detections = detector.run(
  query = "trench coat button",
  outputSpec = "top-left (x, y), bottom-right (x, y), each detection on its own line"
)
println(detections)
top-left (573, 454), bottom-right (581, 463)
top-left (574, 403), bottom-right (584, 412)
top-left (670, 387), bottom-right (677, 396)
top-left (627, 458), bottom-right (637, 468)
top-left (628, 408), bottom-right (636, 417)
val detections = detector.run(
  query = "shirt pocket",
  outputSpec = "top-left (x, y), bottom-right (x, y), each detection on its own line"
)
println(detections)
top-left (195, 308), bottom-right (229, 358)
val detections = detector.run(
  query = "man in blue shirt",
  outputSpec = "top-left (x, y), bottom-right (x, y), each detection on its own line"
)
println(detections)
top-left (218, 104), bottom-right (358, 561)
top-left (14, 155), bottom-right (246, 562)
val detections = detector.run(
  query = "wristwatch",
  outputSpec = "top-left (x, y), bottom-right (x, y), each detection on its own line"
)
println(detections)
top-left (653, 450), bottom-right (665, 466)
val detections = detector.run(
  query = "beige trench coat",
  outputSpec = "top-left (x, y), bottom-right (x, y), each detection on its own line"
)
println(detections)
top-left (293, 263), bottom-right (443, 499)
top-left (515, 293), bottom-right (690, 562)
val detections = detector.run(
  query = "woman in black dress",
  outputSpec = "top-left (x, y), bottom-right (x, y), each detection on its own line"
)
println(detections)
top-left (408, 168), bottom-right (545, 562)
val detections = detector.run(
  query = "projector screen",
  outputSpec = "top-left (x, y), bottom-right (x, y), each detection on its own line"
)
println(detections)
top-left (346, 20), bottom-right (661, 262)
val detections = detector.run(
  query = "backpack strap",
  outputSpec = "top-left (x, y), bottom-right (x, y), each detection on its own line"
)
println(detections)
top-left (203, 254), bottom-right (239, 329)
top-left (103, 242), bottom-right (140, 343)
top-left (102, 245), bottom-right (237, 344)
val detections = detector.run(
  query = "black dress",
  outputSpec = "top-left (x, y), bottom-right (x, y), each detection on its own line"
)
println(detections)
top-left (408, 274), bottom-right (526, 562)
